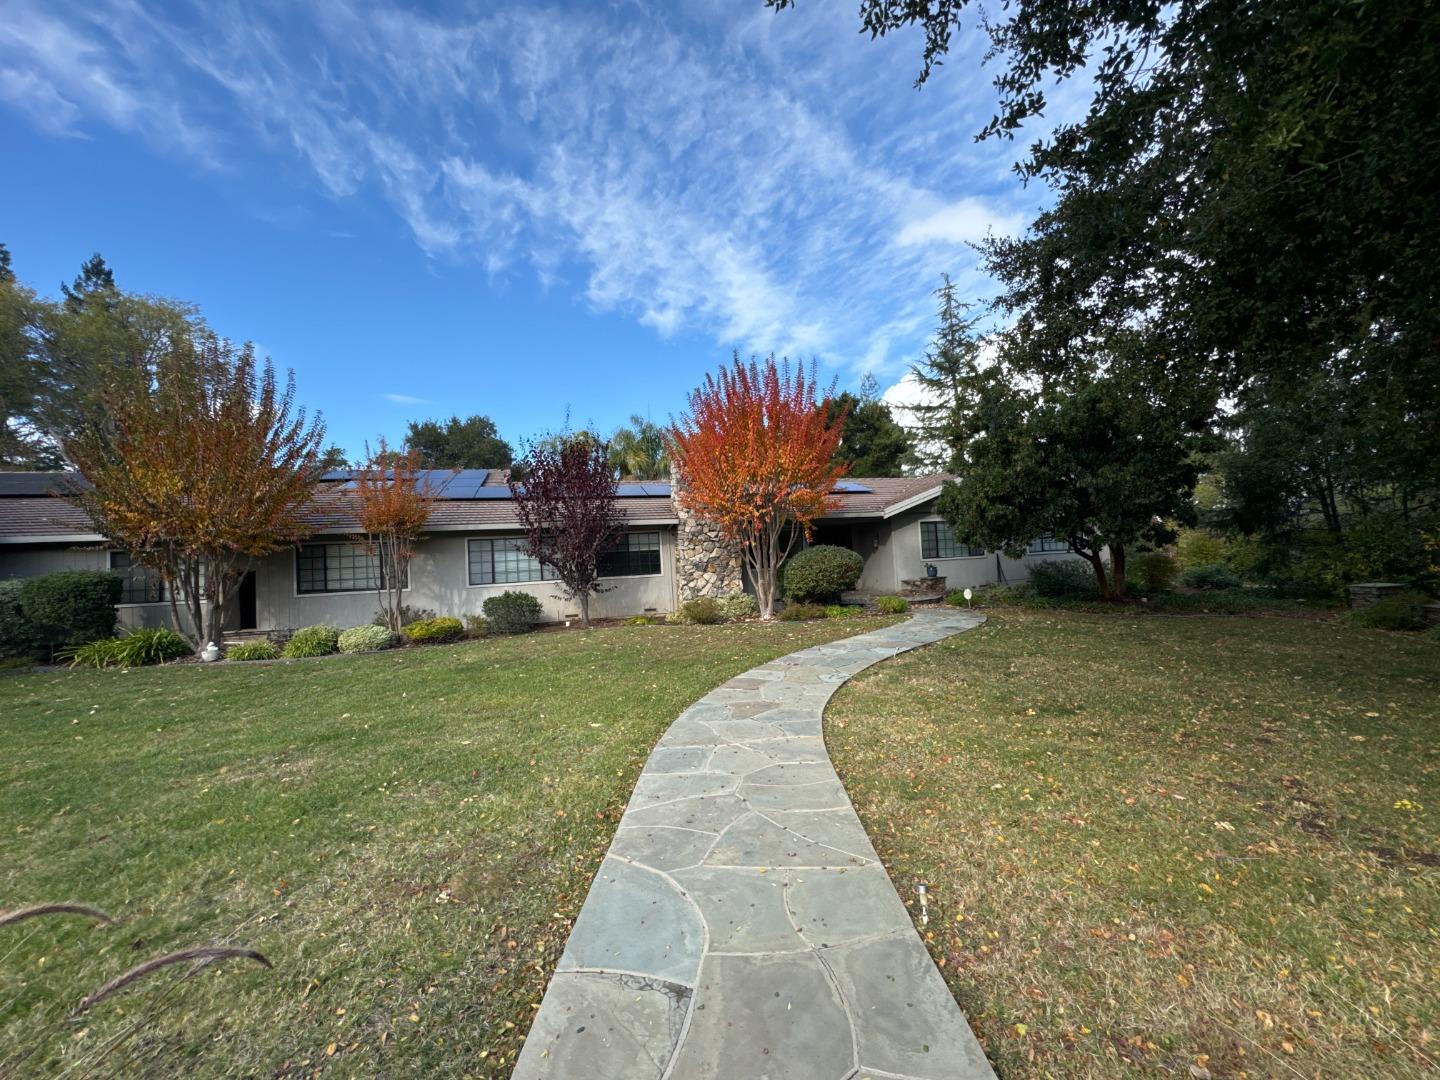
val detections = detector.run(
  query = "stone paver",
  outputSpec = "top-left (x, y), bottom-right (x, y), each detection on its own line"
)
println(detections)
top-left (513, 611), bottom-right (993, 1080)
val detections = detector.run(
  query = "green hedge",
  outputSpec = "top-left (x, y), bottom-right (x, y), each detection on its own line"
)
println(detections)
top-left (783, 545), bottom-right (864, 603)
top-left (483, 591), bottom-right (543, 634)
top-left (17, 570), bottom-right (122, 658)
top-left (1180, 563), bottom-right (1243, 590)
top-left (0, 579), bottom-right (40, 659)
top-left (1029, 560), bottom-right (1098, 598)
top-left (402, 616), bottom-right (464, 644)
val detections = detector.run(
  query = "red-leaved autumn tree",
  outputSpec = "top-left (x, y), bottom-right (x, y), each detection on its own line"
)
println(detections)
top-left (670, 354), bottom-right (849, 619)
top-left (509, 433), bottom-right (624, 627)
top-left (67, 335), bottom-right (326, 651)
top-left (352, 441), bottom-right (454, 632)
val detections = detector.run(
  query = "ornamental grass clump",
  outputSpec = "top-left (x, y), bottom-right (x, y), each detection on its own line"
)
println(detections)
top-left (66, 627), bottom-right (190, 669)
top-left (876, 595), bottom-right (909, 614)
top-left (281, 625), bottom-right (340, 658)
top-left (338, 625), bottom-right (397, 653)
top-left (227, 640), bottom-right (279, 662)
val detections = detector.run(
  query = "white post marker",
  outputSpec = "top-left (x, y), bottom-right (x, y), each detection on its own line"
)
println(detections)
top-left (963, 587), bottom-right (973, 608)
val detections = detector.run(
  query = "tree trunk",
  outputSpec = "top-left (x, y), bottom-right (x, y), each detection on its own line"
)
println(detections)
top-left (579, 592), bottom-right (591, 628)
top-left (1109, 543), bottom-right (1128, 601)
top-left (1082, 548), bottom-right (1111, 599)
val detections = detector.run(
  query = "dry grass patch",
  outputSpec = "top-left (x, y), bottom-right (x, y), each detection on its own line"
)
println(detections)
top-left (827, 609), bottom-right (1438, 1078)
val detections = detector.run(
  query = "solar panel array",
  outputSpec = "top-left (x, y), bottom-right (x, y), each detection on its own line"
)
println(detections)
top-left (831, 480), bottom-right (875, 494)
top-left (0, 472), bottom-right (89, 497)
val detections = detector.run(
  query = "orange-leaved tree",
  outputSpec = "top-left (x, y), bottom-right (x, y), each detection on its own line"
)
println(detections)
top-left (67, 335), bottom-right (326, 652)
top-left (670, 353), bottom-right (849, 619)
top-left (351, 440), bottom-right (453, 632)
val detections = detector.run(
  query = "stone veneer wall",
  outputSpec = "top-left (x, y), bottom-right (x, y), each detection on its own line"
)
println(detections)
top-left (670, 462), bottom-right (745, 603)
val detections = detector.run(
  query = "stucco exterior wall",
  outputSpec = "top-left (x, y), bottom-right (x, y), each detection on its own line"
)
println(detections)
top-left (847, 506), bottom-right (1089, 592)
top-left (4, 528), bottom-right (678, 635)
top-left (0, 543), bottom-right (192, 632)
top-left (253, 528), bottom-right (678, 631)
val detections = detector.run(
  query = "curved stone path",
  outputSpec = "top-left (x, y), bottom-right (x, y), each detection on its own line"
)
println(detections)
top-left (513, 611), bottom-right (994, 1080)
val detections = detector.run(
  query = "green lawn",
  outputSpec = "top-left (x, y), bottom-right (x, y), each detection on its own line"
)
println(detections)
top-left (828, 609), bottom-right (1439, 1079)
top-left (0, 618), bottom-right (896, 1078)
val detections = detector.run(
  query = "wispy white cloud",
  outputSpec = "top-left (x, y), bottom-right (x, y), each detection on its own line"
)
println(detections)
top-left (0, 0), bottom-right (1049, 381)
top-left (897, 197), bottom-right (1028, 247)
top-left (382, 393), bottom-right (430, 406)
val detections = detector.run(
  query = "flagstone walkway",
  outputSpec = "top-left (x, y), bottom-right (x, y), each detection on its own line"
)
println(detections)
top-left (513, 611), bottom-right (994, 1080)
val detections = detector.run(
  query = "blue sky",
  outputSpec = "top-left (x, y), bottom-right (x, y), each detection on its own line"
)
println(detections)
top-left (0, 0), bottom-right (1058, 459)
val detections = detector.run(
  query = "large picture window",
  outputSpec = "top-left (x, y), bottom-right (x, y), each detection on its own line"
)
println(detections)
top-left (110, 551), bottom-right (167, 604)
top-left (1027, 535), bottom-right (1069, 554)
top-left (920, 521), bottom-right (984, 559)
top-left (467, 538), bottom-right (558, 586)
top-left (598, 532), bottom-right (662, 578)
top-left (297, 542), bottom-right (404, 594)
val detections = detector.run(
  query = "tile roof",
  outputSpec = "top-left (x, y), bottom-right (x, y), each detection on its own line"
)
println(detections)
top-left (0, 472), bottom-right (945, 543)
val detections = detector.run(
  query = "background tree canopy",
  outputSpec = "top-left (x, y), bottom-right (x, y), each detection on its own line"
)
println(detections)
top-left (403, 414), bottom-right (513, 469)
top-left (775, 0), bottom-right (1440, 594)
top-left (825, 374), bottom-right (912, 477)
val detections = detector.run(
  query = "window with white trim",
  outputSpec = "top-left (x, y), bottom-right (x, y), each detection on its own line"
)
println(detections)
top-left (296, 542), bottom-right (405, 594)
top-left (920, 521), bottom-right (984, 559)
top-left (598, 532), bottom-right (662, 577)
top-left (467, 538), bottom-right (558, 585)
top-left (1027, 535), bottom-right (1069, 553)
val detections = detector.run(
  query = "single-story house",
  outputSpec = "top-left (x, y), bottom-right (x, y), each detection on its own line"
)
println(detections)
top-left (0, 469), bottom-right (1082, 634)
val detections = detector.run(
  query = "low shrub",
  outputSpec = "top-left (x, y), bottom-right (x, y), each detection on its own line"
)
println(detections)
top-left (1175, 529), bottom-right (1231, 569)
top-left (371, 605), bottom-right (436, 628)
top-left (1129, 551), bottom-right (1179, 593)
top-left (944, 588), bottom-right (974, 607)
top-left (1348, 591), bottom-right (1432, 632)
top-left (483, 591), bottom-right (543, 634)
top-left (402, 616), bottom-right (464, 644)
top-left (1029, 560), bottom-right (1098, 598)
top-left (1180, 563), bottom-right (1243, 590)
top-left (782, 545), bottom-right (865, 603)
top-left (680, 597), bottom-right (724, 625)
top-left (824, 604), bottom-right (862, 619)
top-left (875, 595), bottom-right (909, 614)
top-left (778, 602), bottom-right (827, 621)
top-left (626, 614), bottom-right (662, 626)
top-left (464, 614), bottom-right (489, 638)
top-left (0, 579), bottom-right (40, 659)
top-left (339, 625), bottom-right (398, 653)
top-left (66, 627), bottom-right (190, 669)
top-left (282, 624), bottom-right (340, 658)
top-left (717, 591), bottom-right (758, 620)
top-left (228, 640), bottom-right (280, 662)
top-left (19, 570), bottom-right (122, 658)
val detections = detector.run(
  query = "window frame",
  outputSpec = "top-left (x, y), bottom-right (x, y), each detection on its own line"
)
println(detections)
top-left (109, 550), bottom-right (169, 605)
top-left (1027, 534), bottom-right (1070, 554)
top-left (919, 520), bottom-right (986, 560)
top-left (466, 537), bottom-right (559, 587)
top-left (597, 531), bottom-right (663, 579)
top-left (294, 541), bottom-right (408, 596)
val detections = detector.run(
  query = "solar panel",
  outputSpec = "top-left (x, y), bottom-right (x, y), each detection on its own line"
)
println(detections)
top-left (0, 472), bottom-right (88, 496)
top-left (831, 480), bottom-right (874, 494)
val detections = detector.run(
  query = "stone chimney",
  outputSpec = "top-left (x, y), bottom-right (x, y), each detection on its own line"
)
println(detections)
top-left (670, 459), bottom-right (744, 603)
